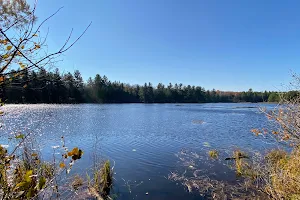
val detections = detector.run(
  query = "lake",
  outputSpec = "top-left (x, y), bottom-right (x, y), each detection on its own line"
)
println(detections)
top-left (0, 103), bottom-right (279, 199)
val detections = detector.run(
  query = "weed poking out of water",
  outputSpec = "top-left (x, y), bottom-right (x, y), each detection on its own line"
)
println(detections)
top-left (169, 150), bottom-right (267, 199)
top-left (233, 150), bottom-right (249, 176)
top-left (88, 160), bottom-right (113, 199)
top-left (100, 160), bottom-right (112, 196)
top-left (224, 150), bottom-right (249, 176)
top-left (71, 175), bottom-right (84, 190)
top-left (208, 150), bottom-right (219, 159)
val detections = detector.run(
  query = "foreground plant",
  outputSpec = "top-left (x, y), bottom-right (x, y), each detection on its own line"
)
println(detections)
top-left (244, 74), bottom-right (300, 199)
top-left (0, 137), bottom-right (86, 199)
top-left (87, 160), bottom-right (113, 199)
top-left (0, 1), bottom-right (98, 199)
top-left (263, 148), bottom-right (300, 199)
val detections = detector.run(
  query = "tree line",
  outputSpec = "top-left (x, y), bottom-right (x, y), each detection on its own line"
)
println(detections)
top-left (2, 68), bottom-right (297, 104)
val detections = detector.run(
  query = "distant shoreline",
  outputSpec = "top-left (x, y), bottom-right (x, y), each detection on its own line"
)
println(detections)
top-left (2, 102), bottom-right (279, 105)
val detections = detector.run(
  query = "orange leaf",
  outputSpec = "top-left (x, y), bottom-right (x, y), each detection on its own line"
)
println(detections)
top-left (34, 44), bottom-right (41, 49)
top-left (2, 54), bottom-right (9, 59)
top-left (59, 162), bottom-right (66, 168)
top-left (272, 131), bottom-right (279, 135)
top-left (6, 46), bottom-right (12, 51)
top-left (0, 39), bottom-right (8, 45)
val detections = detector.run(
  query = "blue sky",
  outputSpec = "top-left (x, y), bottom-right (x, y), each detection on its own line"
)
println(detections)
top-left (32, 0), bottom-right (300, 91)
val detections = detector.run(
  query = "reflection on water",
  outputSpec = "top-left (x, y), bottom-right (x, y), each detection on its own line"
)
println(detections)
top-left (1, 103), bottom-right (278, 199)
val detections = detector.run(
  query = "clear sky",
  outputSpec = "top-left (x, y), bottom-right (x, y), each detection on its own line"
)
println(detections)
top-left (32, 0), bottom-right (300, 91)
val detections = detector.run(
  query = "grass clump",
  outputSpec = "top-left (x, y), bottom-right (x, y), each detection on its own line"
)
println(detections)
top-left (233, 149), bottom-right (300, 199)
top-left (264, 149), bottom-right (300, 199)
top-left (233, 150), bottom-right (249, 176)
top-left (100, 161), bottom-right (112, 196)
top-left (224, 150), bottom-right (250, 176)
top-left (0, 137), bottom-right (87, 199)
top-left (40, 162), bottom-right (55, 179)
top-left (71, 175), bottom-right (84, 190)
top-left (265, 149), bottom-right (287, 166)
top-left (208, 150), bottom-right (218, 159)
top-left (0, 145), bottom-right (54, 199)
top-left (88, 160), bottom-right (113, 199)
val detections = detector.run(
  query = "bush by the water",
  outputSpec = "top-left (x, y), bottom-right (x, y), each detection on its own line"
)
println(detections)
top-left (242, 75), bottom-right (300, 199)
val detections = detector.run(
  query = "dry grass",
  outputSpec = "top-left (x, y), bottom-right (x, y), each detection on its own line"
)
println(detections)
top-left (71, 175), bottom-right (84, 190)
top-left (168, 169), bottom-right (266, 199)
top-left (263, 148), bottom-right (300, 199)
top-left (251, 75), bottom-right (300, 199)
top-left (232, 148), bottom-right (300, 199)
top-left (232, 150), bottom-right (249, 176)
top-left (170, 149), bottom-right (267, 199)
top-left (265, 149), bottom-right (287, 166)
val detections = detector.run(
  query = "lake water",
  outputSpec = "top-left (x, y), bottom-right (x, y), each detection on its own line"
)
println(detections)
top-left (0, 103), bottom-right (279, 199)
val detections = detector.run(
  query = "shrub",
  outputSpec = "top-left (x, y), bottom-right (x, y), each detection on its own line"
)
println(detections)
top-left (246, 74), bottom-right (300, 199)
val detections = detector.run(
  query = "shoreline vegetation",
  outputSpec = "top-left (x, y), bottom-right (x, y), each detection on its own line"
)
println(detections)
top-left (3, 101), bottom-right (281, 105)
top-left (2, 68), bottom-right (299, 104)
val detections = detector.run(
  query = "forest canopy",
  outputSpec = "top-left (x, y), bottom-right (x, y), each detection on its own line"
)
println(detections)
top-left (2, 68), bottom-right (296, 104)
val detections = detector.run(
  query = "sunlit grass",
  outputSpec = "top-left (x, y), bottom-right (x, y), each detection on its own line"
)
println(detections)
top-left (233, 150), bottom-right (249, 175)
top-left (264, 149), bottom-right (300, 199)
top-left (208, 150), bottom-right (218, 159)
top-left (88, 160), bottom-right (113, 198)
top-left (71, 175), bottom-right (84, 191)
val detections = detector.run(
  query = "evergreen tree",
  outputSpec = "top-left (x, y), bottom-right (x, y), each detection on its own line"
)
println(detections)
top-left (2, 69), bottom-right (281, 104)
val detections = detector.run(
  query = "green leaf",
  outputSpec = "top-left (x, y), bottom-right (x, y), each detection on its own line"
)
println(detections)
top-left (38, 177), bottom-right (46, 189)
top-left (24, 170), bottom-right (33, 182)
top-left (26, 187), bottom-right (35, 198)
top-left (15, 134), bottom-right (25, 139)
top-left (15, 181), bottom-right (29, 189)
